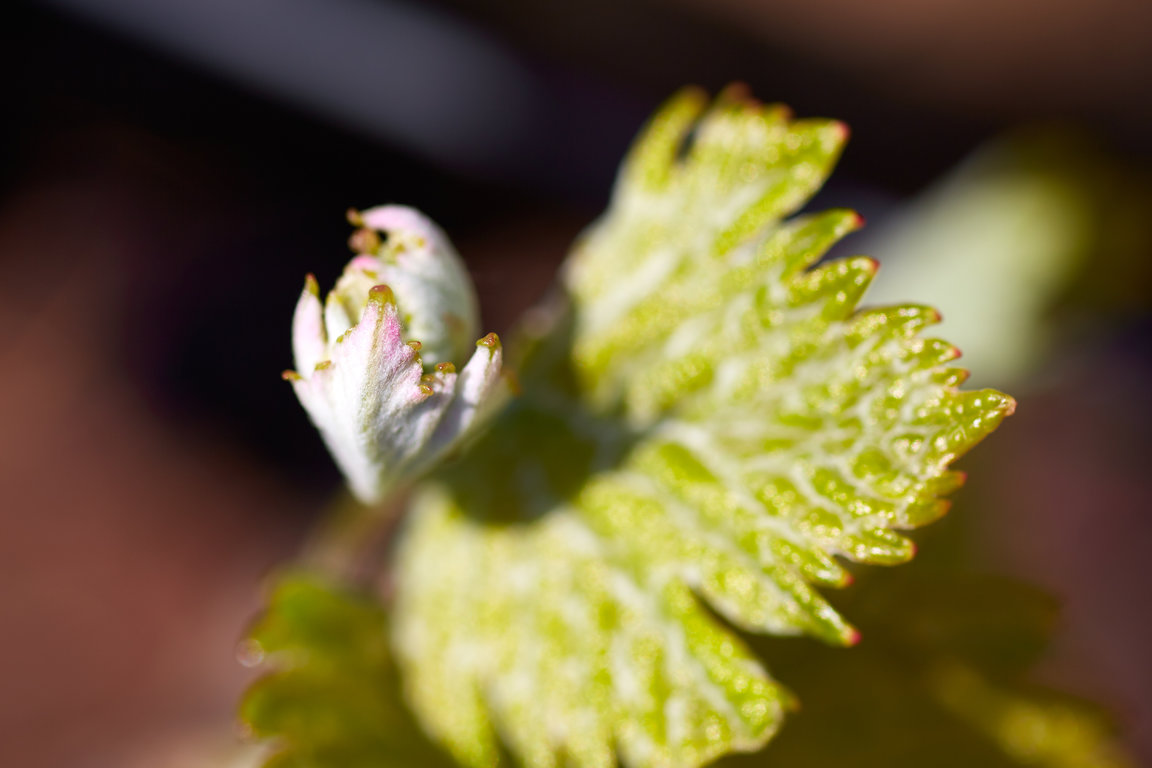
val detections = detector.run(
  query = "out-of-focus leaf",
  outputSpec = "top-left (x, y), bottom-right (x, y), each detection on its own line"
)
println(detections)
top-left (722, 536), bottom-right (1132, 768)
top-left (860, 133), bottom-right (1124, 386)
top-left (239, 574), bottom-right (455, 768)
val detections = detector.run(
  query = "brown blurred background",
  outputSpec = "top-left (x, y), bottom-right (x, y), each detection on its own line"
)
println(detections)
top-left (1, 0), bottom-right (1150, 766)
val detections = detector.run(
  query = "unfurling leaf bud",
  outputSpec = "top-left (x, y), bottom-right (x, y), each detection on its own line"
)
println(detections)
top-left (285, 206), bottom-right (507, 504)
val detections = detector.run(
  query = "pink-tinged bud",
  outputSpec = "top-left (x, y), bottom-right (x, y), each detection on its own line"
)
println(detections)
top-left (285, 207), bottom-right (508, 504)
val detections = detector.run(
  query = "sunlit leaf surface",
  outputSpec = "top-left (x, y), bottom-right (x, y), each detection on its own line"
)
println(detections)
top-left (392, 88), bottom-right (1013, 768)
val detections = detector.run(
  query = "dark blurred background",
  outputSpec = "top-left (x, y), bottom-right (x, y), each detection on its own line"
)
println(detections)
top-left (1, 1), bottom-right (1150, 766)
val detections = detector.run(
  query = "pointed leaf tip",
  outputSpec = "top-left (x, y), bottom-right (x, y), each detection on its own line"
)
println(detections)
top-left (368, 283), bottom-right (395, 305)
top-left (349, 227), bottom-right (382, 254)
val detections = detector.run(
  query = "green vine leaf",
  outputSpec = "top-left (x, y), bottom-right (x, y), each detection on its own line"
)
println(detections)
top-left (392, 87), bottom-right (1014, 768)
top-left (240, 574), bottom-right (457, 768)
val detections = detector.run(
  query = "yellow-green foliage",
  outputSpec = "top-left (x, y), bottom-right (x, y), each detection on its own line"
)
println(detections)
top-left (391, 89), bottom-right (1013, 768)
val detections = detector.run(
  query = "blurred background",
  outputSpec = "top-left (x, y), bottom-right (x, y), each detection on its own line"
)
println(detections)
top-left (1, 0), bottom-right (1150, 766)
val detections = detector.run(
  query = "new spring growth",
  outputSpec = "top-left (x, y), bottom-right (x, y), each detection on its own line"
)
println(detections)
top-left (284, 205), bottom-right (508, 504)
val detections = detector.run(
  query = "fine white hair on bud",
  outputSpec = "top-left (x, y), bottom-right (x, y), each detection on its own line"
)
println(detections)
top-left (344, 205), bottom-right (480, 367)
top-left (284, 207), bottom-right (507, 505)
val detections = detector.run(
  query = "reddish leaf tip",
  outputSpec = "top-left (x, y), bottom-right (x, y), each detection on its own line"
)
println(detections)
top-left (368, 284), bottom-right (395, 305)
top-left (719, 81), bottom-right (752, 103)
top-left (303, 273), bottom-right (319, 296)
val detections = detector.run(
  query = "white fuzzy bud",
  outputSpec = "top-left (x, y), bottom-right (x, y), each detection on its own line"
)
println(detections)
top-left (285, 206), bottom-right (507, 504)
